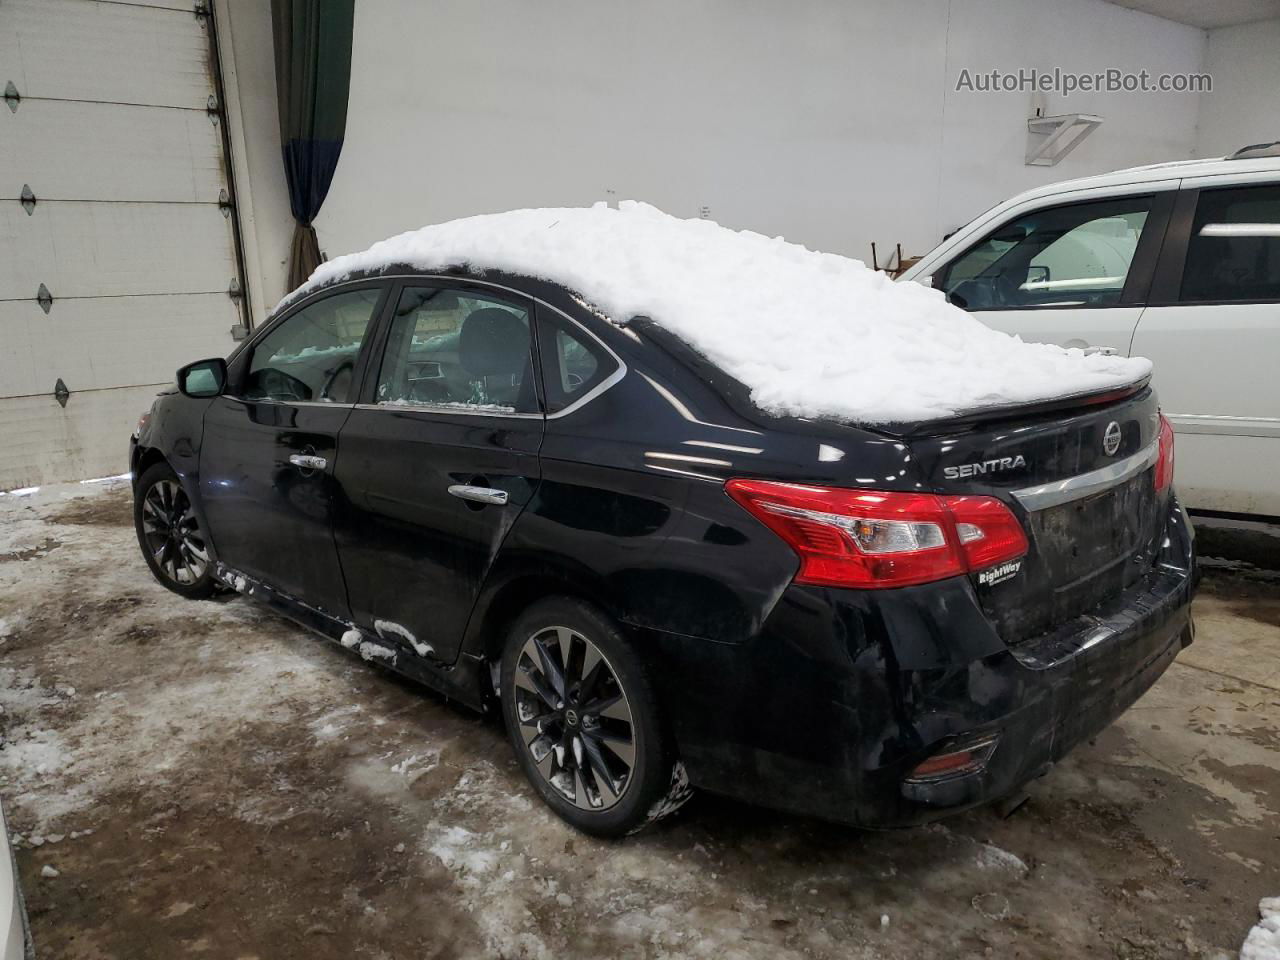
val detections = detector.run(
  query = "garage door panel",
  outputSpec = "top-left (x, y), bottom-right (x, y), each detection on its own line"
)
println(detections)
top-left (0, 295), bottom-right (237, 400)
top-left (0, 202), bottom-right (236, 299)
top-left (0, 101), bottom-right (225, 203)
top-left (97, 0), bottom-right (192, 11)
top-left (0, 384), bottom-right (164, 489)
top-left (0, 0), bottom-right (212, 109)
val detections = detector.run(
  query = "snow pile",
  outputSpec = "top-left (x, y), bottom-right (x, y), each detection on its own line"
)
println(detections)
top-left (1242, 898), bottom-right (1280, 960)
top-left (289, 202), bottom-right (1152, 423)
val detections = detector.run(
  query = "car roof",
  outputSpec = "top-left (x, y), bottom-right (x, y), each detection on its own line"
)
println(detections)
top-left (998, 154), bottom-right (1280, 208)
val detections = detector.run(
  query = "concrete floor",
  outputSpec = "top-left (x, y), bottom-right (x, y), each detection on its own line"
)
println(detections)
top-left (0, 480), bottom-right (1276, 960)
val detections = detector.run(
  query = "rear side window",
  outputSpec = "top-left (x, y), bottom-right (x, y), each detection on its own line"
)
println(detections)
top-left (244, 288), bottom-right (381, 403)
top-left (537, 312), bottom-right (618, 414)
top-left (940, 196), bottom-right (1154, 310)
top-left (374, 286), bottom-right (538, 414)
top-left (1180, 185), bottom-right (1280, 303)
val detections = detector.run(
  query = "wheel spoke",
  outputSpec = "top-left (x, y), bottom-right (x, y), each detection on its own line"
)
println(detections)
top-left (514, 659), bottom-right (559, 710)
top-left (584, 691), bottom-right (630, 722)
top-left (578, 646), bottom-right (604, 701)
top-left (534, 636), bottom-right (567, 700)
top-left (561, 629), bottom-right (585, 690)
top-left (581, 733), bottom-right (622, 803)
top-left (598, 732), bottom-right (636, 770)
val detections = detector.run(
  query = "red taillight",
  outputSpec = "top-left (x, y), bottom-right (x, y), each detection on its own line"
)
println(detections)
top-left (724, 479), bottom-right (1028, 589)
top-left (1154, 413), bottom-right (1175, 493)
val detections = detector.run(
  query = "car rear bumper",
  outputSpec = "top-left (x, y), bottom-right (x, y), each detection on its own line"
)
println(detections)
top-left (646, 494), bottom-right (1197, 827)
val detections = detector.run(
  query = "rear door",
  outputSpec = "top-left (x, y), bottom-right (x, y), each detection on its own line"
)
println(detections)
top-left (934, 192), bottom-right (1173, 356)
top-left (1131, 180), bottom-right (1280, 516)
top-left (199, 284), bottom-right (388, 614)
top-left (332, 281), bottom-right (544, 663)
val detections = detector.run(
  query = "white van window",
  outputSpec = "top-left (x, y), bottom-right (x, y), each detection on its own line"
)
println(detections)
top-left (1181, 185), bottom-right (1280, 303)
top-left (940, 196), bottom-right (1154, 310)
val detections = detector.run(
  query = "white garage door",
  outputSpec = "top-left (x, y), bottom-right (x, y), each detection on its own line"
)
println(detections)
top-left (0, 0), bottom-right (245, 489)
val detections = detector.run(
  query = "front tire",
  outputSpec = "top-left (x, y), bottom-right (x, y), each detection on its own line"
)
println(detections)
top-left (133, 462), bottom-right (217, 599)
top-left (500, 598), bottom-right (691, 837)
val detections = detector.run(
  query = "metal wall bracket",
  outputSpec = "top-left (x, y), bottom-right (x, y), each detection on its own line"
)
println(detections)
top-left (3, 81), bottom-right (19, 113)
top-left (206, 93), bottom-right (220, 126)
top-left (20, 184), bottom-right (36, 216)
top-left (193, 0), bottom-right (209, 19)
top-left (53, 379), bottom-right (70, 408)
top-left (1026, 114), bottom-right (1103, 167)
top-left (218, 187), bottom-right (233, 218)
top-left (36, 283), bottom-right (53, 314)
top-left (228, 276), bottom-right (243, 299)
top-left (230, 323), bottom-right (249, 341)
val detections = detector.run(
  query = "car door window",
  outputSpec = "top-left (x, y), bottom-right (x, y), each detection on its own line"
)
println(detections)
top-left (374, 286), bottom-right (538, 414)
top-left (244, 288), bottom-right (382, 403)
top-left (1180, 184), bottom-right (1280, 303)
top-left (538, 312), bottom-right (619, 413)
top-left (940, 196), bottom-right (1154, 310)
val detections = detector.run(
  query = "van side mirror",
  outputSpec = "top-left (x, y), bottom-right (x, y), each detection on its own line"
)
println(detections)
top-left (177, 358), bottom-right (227, 398)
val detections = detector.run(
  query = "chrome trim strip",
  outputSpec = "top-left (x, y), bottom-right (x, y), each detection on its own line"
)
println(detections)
top-left (1011, 439), bottom-right (1159, 512)
top-left (1166, 414), bottom-right (1280, 439)
top-left (354, 402), bottom-right (542, 420)
top-left (271, 273), bottom-right (628, 422)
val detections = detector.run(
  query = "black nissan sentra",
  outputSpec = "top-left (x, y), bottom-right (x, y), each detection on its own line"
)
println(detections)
top-left (129, 204), bottom-right (1196, 837)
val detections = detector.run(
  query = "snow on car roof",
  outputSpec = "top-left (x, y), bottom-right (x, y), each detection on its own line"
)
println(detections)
top-left (286, 202), bottom-right (1152, 424)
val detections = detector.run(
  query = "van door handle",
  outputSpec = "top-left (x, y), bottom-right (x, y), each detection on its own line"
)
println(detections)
top-left (288, 454), bottom-right (328, 471)
top-left (448, 484), bottom-right (509, 506)
top-left (1083, 345), bottom-right (1119, 356)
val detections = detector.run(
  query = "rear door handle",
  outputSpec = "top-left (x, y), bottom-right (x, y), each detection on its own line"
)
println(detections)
top-left (289, 454), bottom-right (328, 471)
top-left (1083, 345), bottom-right (1119, 356)
top-left (448, 484), bottom-right (509, 506)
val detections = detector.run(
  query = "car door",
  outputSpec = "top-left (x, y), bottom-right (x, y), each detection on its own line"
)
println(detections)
top-left (934, 191), bottom-right (1173, 357)
top-left (1131, 180), bottom-right (1280, 516)
top-left (332, 280), bottom-right (544, 663)
top-left (198, 283), bottom-right (389, 614)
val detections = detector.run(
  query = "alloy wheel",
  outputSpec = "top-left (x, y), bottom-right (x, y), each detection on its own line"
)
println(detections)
top-left (140, 479), bottom-right (209, 586)
top-left (513, 625), bottom-right (637, 811)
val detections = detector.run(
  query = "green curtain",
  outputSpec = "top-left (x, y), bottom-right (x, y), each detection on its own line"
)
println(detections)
top-left (271, 0), bottom-right (355, 291)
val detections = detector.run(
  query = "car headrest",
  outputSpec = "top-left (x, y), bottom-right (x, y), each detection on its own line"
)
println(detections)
top-left (459, 308), bottom-right (529, 377)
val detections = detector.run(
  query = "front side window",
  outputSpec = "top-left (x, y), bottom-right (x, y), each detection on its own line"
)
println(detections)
top-left (940, 196), bottom-right (1154, 310)
top-left (1180, 184), bottom-right (1280, 303)
top-left (375, 287), bottom-right (537, 414)
top-left (244, 288), bottom-right (382, 403)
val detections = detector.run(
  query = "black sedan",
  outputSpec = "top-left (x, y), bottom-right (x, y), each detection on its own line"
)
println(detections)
top-left (130, 266), bottom-right (1195, 837)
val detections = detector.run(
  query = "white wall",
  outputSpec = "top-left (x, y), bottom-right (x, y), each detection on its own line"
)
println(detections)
top-left (315, 0), bottom-right (1204, 268)
top-left (1195, 18), bottom-right (1280, 159)
top-left (226, 0), bottom-right (1208, 302)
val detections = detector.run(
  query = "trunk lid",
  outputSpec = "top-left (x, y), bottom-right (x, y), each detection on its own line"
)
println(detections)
top-left (904, 382), bottom-right (1166, 644)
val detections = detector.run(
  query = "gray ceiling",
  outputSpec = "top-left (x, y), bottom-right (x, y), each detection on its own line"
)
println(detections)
top-left (1103, 0), bottom-right (1280, 28)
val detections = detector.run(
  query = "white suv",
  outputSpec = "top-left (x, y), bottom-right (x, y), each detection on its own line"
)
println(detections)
top-left (900, 144), bottom-right (1280, 519)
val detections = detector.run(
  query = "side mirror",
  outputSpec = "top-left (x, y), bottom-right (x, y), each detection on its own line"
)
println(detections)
top-left (177, 358), bottom-right (227, 398)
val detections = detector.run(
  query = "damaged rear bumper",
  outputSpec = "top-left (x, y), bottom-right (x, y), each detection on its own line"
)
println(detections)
top-left (648, 495), bottom-right (1197, 827)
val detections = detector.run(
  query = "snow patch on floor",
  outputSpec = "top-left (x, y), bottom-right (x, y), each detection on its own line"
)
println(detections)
top-left (1242, 897), bottom-right (1280, 960)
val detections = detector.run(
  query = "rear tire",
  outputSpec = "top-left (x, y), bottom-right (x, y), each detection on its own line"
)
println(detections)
top-left (500, 598), bottom-right (692, 837)
top-left (133, 462), bottom-right (217, 600)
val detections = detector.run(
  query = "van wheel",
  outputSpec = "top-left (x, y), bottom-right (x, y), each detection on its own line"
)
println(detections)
top-left (500, 598), bottom-right (692, 837)
top-left (134, 462), bottom-right (217, 600)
